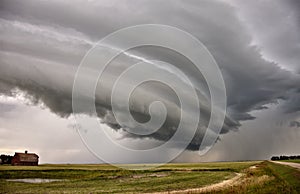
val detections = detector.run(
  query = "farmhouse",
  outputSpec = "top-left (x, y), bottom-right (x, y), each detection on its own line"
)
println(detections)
top-left (11, 151), bottom-right (39, 166)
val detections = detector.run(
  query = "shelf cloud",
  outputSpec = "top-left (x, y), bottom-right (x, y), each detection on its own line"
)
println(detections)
top-left (0, 0), bottom-right (299, 162)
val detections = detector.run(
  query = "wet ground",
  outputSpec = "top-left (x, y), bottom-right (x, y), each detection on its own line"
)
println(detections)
top-left (6, 178), bottom-right (65, 183)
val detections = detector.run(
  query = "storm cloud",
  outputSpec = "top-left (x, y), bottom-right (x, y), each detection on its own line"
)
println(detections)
top-left (0, 0), bottom-right (299, 161)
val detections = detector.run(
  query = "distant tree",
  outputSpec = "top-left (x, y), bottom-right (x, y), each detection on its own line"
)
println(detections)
top-left (0, 154), bottom-right (13, 164)
top-left (271, 156), bottom-right (279, 160)
top-left (271, 155), bottom-right (300, 161)
top-left (280, 155), bottom-right (289, 160)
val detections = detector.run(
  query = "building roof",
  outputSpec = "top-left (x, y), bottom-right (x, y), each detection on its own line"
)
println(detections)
top-left (14, 152), bottom-right (39, 156)
top-left (14, 152), bottom-right (39, 162)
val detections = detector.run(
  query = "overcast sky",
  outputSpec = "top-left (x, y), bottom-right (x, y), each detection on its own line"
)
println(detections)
top-left (0, 0), bottom-right (299, 163)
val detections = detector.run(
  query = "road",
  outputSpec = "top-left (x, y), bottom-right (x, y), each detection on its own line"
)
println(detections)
top-left (147, 173), bottom-right (243, 194)
top-left (271, 161), bottom-right (300, 170)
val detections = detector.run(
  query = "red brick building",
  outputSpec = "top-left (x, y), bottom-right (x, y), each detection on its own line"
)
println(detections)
top-left (11, 151), bottom-right (39, 166)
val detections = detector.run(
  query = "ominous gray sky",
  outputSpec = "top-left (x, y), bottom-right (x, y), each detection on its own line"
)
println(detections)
top-left (0, 0), bottom-right (299, 163)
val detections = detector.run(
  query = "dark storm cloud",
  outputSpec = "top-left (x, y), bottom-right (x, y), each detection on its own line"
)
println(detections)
top-left (280, 89), bottom-right (300, 114)
top-left (230, 0), bottom-right (300, 73)
top-left (0, 0), bottom-right (300, 151)
top-left (287, 0), bottom-right (300, 23)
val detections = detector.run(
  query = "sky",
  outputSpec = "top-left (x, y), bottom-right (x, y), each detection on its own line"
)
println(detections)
top-left (0, 0), bottom-right (299, 164)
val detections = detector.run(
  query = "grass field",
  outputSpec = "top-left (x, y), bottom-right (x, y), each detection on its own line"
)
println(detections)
top-left (282, 159), bottom-right (300, 164)
top-left (218, 161), bottom-right (300, 194)
top-left (0, 161), bottom-right (299, 193)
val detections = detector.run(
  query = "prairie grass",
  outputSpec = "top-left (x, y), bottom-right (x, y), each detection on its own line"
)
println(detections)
top-left (0, 161), bottom-right (258, 193)
top-left (1, 161), bottom-right (299, 193)
top-left (214, 161), bottom-right (300, 194)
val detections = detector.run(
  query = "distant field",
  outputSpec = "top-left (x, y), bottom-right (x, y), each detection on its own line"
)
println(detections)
top-left (0, 161), bottom-right (299, 193)
top-left (281, 159), bottom-right (300, 164)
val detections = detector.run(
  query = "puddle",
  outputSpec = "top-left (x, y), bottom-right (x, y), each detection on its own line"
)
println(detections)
top-left (7, 178), bottom-right (66, 183)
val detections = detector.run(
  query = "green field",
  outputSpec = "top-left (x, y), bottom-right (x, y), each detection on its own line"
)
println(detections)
top-left (0, 161), bottom-right (299, 193)
top-left (282, 159), bottom-right (300, 164)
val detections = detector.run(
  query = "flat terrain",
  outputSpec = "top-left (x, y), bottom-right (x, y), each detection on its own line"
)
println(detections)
top-left (0, 161), bottom-right (299, 193)
top-left (272, 161), bottom-right (300, 169)
top-left (281, 160), bottom-right (300, 164)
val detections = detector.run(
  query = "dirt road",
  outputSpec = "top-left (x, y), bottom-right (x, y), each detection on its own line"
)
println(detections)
top-left (146, 164), bottom-right (273, 194)
top-left (146, 173), bottom-right (243, 194)
top-left (271, 161), bottom-right (300, 170)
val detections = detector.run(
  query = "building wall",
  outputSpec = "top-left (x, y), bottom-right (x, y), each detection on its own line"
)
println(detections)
top-left (11, 153), bottom-right (39, 166)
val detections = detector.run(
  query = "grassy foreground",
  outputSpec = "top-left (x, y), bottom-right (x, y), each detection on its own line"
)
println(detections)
top-left (0, 161), bottom-right (299, 193)
top-left (217, 161), bottom-right (300, 194)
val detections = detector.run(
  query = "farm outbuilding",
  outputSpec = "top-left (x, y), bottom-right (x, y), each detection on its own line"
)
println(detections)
top-left (11, 151), bottom-right (39, 166)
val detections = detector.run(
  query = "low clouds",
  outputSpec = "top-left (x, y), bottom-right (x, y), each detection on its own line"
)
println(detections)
top-left (0, 0), bottom-right (299, 160)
